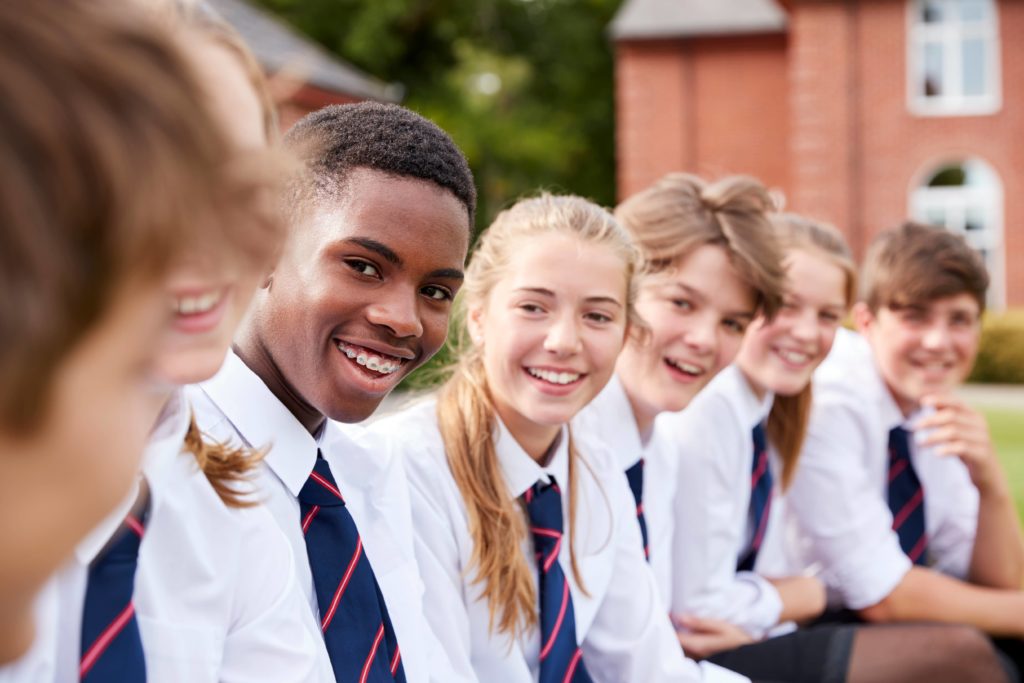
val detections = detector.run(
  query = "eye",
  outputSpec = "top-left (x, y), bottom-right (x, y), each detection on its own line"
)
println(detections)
top-left (672, 298), bottom-right (694, 312)
top-left (781, 299), bottom-right (799, 311)
top-left (723, 318), bottom-right (746, 334)
top-left (584, 311), bottom-right (613, 324)
top-left (345, 259), bottom-right (380, 279)
top-left (518, 302), bottom-right (545, 314)
top-left (819, 310), bottom-right (841, 324)
top-left (421, 285), bottom-right (453, 302)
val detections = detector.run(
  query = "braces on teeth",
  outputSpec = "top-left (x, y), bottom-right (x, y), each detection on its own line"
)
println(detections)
top-left (338, 343), bottom-right (402, 375)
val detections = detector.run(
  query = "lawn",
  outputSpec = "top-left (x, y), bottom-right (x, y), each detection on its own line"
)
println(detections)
top-left (986, 407), bottom-right (1024, 521)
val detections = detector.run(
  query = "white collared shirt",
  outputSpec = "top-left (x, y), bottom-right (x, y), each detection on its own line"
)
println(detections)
top-left (785, 329), bottom-right (980, 609)
top-left (375, 399), bottom-right (748, 683)
top-left (1, 390), bottom-right (327, 683)
top-left (186, 351), bottom-right (442, 683)
top-left (651, 365), bottom-right (786, 639)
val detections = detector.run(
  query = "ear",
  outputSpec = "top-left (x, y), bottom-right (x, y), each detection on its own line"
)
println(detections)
top-left (466, 304), bottom-right (485, 346)
top-left (851, 301), bottom-right (874, 335)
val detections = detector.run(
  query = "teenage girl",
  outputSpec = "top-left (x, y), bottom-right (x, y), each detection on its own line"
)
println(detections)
top-left (374, 194), bottom-right (747, 682)
top-left (660, 214), bottom-right (1007, 683)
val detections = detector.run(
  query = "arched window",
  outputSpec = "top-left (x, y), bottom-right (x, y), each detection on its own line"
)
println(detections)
top-left (910, 158), bottom-right (1004, 308)
top-left (907, 0), bottom-right (1000, 116)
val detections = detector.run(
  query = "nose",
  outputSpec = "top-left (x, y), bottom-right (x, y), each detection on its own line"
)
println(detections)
top-left (921, 321), bottom-right (952, 351)
top-left (543, 312), bottom-right (582, 357)
top-left (683, 312), bottom-right (717, 355)
top-left (365, 288), bottom-right (423, 339)
top-left (790, 308), bottom-right (818, 343)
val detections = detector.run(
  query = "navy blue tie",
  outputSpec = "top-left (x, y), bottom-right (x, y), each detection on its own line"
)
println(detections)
top-left (523, 479), bottom-right (592, 683)
top-left (298, 453), bottom-right (406, 683)
top-left (623, 459), bottom-right (650, 560)
top-left (888, 426), bottom-right (929, 565)
top-left (737, 422), bottom-right (773, 573)
top-left (80, 491), bottom-right (150, 682)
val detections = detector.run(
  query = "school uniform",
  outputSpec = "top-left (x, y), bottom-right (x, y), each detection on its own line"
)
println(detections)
top-left (186, 350), bottom-right (447, 683)
top-left (374, 398), bottom-right (748, 683)
top-left (651, 365), bottom-right (787, 639)
top-left (786, 328), bottom-right (980, 610)
top-left (0, 389), bottom-right (327, 683)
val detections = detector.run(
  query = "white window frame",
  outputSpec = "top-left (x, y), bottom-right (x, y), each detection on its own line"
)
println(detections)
top-left (909, 158), bottom-right (1005, 309)
top-left (906, 0), bottom-right (1001, 117)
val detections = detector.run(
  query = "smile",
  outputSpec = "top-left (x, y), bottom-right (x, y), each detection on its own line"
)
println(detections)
top-left (526, 367), bottom-right (583, 386)
top-left (665, 357), bottom-right (704, 377)
top-left (336, 341), bottom-right (405, 375)
top-left (171, 289), bottom-right (224, 316)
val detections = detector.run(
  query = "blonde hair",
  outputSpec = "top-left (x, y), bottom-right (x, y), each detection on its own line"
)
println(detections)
top-left (614, 173), bottom-right (786, 319)
top-left (436, 194), bottom-right (640, 638)
top-left (766, 213), bottom-right (857, 490)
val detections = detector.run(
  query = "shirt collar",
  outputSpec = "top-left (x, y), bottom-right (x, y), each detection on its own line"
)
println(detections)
top-left (197, 350), bottom-right (318, 496)
top-left (495, 416), bottom-right (570, 499)
top-left (727, 364), bottom-right (775, 427)
top-left (602, 374), bottom-right (644, 454)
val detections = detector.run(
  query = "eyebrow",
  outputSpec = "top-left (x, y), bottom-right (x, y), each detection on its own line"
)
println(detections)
top-left (514, 287), bottom-right (623, 307)
top-left (346, 237), bottom-right (401, 265)
top-left (429, 268), bottom-right (465, 281)
top-left (672, 282), bottom-right (754, 319)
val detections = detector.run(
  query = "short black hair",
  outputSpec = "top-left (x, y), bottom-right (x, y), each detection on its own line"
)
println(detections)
top-left (284, 101), bottom-right (476, 226)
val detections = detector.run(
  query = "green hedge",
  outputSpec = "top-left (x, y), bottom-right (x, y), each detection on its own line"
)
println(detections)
top-left (969, 309), bottom-right (1024, 384)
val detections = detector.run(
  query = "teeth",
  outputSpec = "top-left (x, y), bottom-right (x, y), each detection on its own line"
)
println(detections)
top-left (527, 368), bottom-right (580, 385)
top-left (779, 349), bottom-right (810, 364)
top-left (336, 341), bottom-right (402, 375)
top-left (173, 291), bottom-right (221, 315)
top-left (667, 359), bottom-right (702, 375)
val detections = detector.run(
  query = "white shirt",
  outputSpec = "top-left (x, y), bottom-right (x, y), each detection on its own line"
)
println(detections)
top-left (0, 390), bottom-right (327, 683)
top-left (375, 399), bottom-right (748, 683)
top-left (652, 365), bottom-right (786, 639)
top-left (186, 351), bottom-right (444, 683)
top-left (786, 328), bottom-right (980, 609)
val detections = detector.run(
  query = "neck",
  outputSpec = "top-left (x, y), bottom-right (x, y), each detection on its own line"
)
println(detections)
top-left (495, 405), bottom-right (562, 465)
top-left (232, 331), bottom-right (325, 435)
top-left (738, 365), bottom-right (768, 401)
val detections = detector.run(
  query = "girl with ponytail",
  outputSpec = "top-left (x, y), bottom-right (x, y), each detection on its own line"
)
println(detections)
top-left (375, 194), bottom-right (742, 682)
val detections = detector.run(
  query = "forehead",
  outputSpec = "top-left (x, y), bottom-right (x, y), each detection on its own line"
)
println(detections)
top-left (647, 244), bottom-right (755, 307)
top-left (498, 233), bottom-right (627, 299)
top-left (785, 249), bottom-right (847, 304)
top-left (889, 292), bottom-right (981, 318)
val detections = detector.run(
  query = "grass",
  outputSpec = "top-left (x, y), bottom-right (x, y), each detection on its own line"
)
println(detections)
top-left (987, 407), bottom-right (1024, 522)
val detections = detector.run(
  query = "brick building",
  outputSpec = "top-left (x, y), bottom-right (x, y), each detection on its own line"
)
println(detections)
top-left (612, 0), bottom-right (1022, 308)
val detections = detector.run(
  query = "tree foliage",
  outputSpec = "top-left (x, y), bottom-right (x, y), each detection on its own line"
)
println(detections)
top-left (255, 0), bottom-right (622, 229)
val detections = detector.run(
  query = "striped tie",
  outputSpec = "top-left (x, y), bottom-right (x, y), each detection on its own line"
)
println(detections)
top-left (623, 459), bottom-right (650, 559)
top-left (523, 479), bottom-right (592, 683)
top-left (80, 491), bottom-right (150, 682)
top-left (737, 421), bottom-right (773, 572)
top-left (888, 426), bottom-right (929, 565)
top-left (299, 452), bottom-right (406, 683)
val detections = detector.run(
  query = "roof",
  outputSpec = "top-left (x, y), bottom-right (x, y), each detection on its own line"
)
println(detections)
top-left (610, 0), bottom-right (788, 40)
top-left (206, 0), bottom-right (402, 102)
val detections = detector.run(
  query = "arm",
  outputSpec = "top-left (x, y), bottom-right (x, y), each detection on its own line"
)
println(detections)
top-left (917, 394), bottom-right (1024, 588)
top-left (859, 566), bottom-right (1024, 638)
top-left (765, 576), bottom-right (825, 624)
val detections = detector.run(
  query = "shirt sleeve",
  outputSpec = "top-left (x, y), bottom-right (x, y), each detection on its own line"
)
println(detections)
top-left (920, 448), bottom-right (979, 579)
top-left (788, 394), bottom-right (912, 610)
top-left (582, 468), bottom-right (747, 683)
top-left (667, 404), bottom-right (783, 639)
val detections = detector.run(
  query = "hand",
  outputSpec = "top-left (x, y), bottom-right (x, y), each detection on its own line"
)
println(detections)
top-left (915, 394), bottom-right (1006, 494)
top-left (671, 613), bottom-right (754, 660)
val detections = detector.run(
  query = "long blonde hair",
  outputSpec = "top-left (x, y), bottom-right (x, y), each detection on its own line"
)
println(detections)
top-left (436, 194), bottom-right (640, 639)
top-left (766, 214), bottom-right (856, 490)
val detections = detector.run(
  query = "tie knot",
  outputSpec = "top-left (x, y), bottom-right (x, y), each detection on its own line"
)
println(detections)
top-left (752, 421), bottom-right (767, 455)
top-left (523, 479), bottom-right (564, 555)
top-left (889, 426), bottom-right (912, 459)
top-left (299, 454), bottom-right (346, 508)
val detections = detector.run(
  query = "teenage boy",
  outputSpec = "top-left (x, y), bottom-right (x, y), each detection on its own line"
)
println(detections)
top-left (787, 222), bottom-right (1024, 675)
top-left (188, 102), bottom-right (475, 683)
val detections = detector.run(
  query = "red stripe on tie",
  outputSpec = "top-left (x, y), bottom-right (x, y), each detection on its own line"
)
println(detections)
top-left (321, 538), bottom-right (362, 632)
top-left (301, 505), bottom-right (320, 534)
top-left (525, 489), bottom-right (534, 503)
top-left (79, 603), bottom-right (135, 677)
top-left (359, 624), bottom-right (386, 683)
top-left (310, 472), bottom-right (344, 500)
top-left (543, 535), bottom-right (562, 572)
top-left (892, 489), bottom-right (924, 531)
top-left (636, 502), bottom-right (644, 516)
top-left (751, 452), bottom-right (768, 488)
top-left (889, 458), bottom-right (908, 483)
top-left (390, 645), bottom-right (401, 675)
top-left (562, 648), bottom-right (583, 683)
top-left (643, 545), bottom-right (650, 559)
top-left (124, 515), bottom-right (145, 538)
top-left (532, 527), bottom-right (562, 540)
top-left (540, 581), bottom-right (570, 660)
top-left (750, 493), bottom-right (774, 550)
top-left (908, 534), bottom-right (929, 563)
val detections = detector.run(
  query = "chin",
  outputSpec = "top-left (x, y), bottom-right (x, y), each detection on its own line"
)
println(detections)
top-left (324, 399), bottom-right (384, 425)
top-left (155, 351), bottom-right (229, 386)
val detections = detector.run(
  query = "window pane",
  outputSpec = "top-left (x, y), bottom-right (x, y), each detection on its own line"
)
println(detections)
top-left (962, 38), bottom-right (987, 97)
top-left (959, 0), bottom-right (989, 23)
top-left (928, 165), bottom-right (967, 187)
top-left (926, 207), bottom-right (948, 226)
top-left (924, 41), bottom-right (944, 96)
top-left (921, 0), bottom-right (945, 23)
top-left (965, 206), bottom-right (986, 232)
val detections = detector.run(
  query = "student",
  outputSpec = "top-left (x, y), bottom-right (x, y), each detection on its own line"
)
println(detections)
top-left (786, 221), bottom-right (1024, 678)
top-left (0, 0), bottom-right (245, 669)
top-left (375, 194), bottom-right (748, 683)
top-left (188, 101), bottom-right (476, 682)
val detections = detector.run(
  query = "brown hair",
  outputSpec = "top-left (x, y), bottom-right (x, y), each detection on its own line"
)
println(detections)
top-left (765, 214), bottom-right (857, 490)
top-left (860, 221), bottom-right (989, 314)
top-left (0, 0), bottom-right (284, 434)
top-left (614, 173), bottom-right (786, 319)
top-left (437, 194), bottom-right (639, 638)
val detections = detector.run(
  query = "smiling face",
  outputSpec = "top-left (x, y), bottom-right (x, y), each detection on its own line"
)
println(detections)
top-left (738, 248), bottom-right (848, 398)
top-left (244, 166), bottom-right (470, 429)
top-left (469, 233), bottom-right (629, 457)
top-left (154, 38), bottom-right (271, 385)
top-left (615, 244), bottom-right (756, 433)
top-left (855, 293), bottom-right (980, 414)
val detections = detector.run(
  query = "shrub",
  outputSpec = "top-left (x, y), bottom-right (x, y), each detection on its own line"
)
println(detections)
top-left (969, 309), bottom-right (1024, 384)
